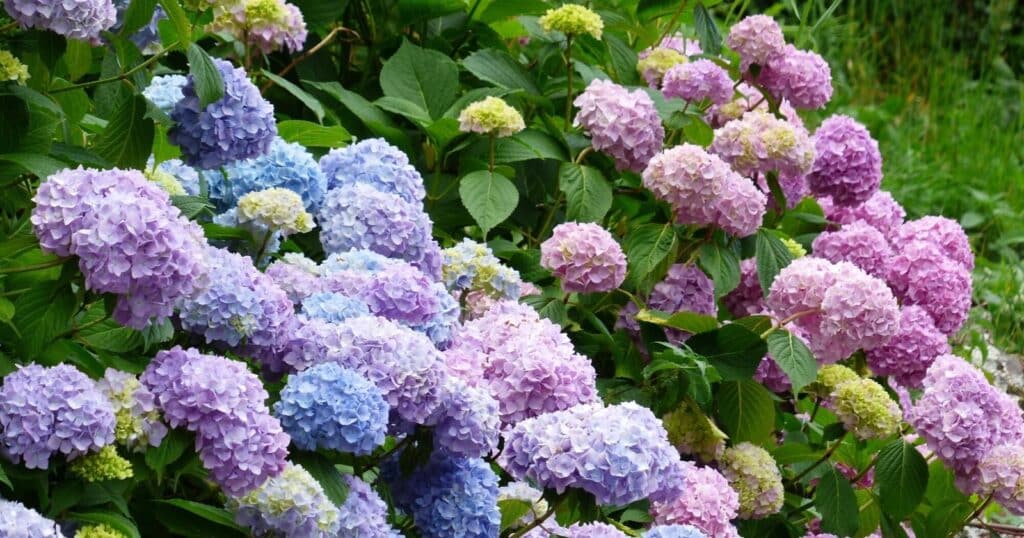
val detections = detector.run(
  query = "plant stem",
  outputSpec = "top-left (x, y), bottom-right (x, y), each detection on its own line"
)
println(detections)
top-left (761, 309), bottom-right (821, 338)
top-left (511, 498), bottom-right (563, 538)
top-left (253, 230), bottom-right (274, 265)
top-left (564, 34), bottom-right (574, 130)
top-left (261, 26), bottom-right (346, 94)
top-left (488, 134), bottom-right (496, 172)
top-left (0, 257), bottom-right (69, 274)
top-left (791, 432), bottom-right (847, 483)
top-left (536, 191), bottom-right (564, 246)
top-left (961, 494), bottom-right (994, 532)
top-left (658, 0), bottom-right (689, 43)
top-left (573, 146), bottom-right (594, 164)
top-left (969, 522), bottom-right (1024, 536)
top-left (49, 44), bottom-right (179, 93)
top-left (1, 21), bottom-right (19, 32)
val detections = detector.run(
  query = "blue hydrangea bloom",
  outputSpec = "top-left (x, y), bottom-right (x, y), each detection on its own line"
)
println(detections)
top-left (0, 499), bottom-right (64, 537)
top-left (338, 475), bottom-right (402, 537)
top-left (227, 462), bottom-right (340, 537)
top-left (441, 238), bottom-right (522, 299)
top-left (318, 183), bottom-right (441, 279)
top-left (430, 378), bottom-right (500, 458)
top-left (409, 283), bottom-right (460, 349)
top-left (154, 157), bottom-right (203, 196)
top-left (274, 363), bottom-right (388, 455)
top-left (113, 0), bottom-right (164, 51)
top-left (645, 525), bottom-right (709, 538)
top-left (143, 74), bottom-right (187, 115)
top-left (387, 453), bottom-right (500, 538)
top-left (169, 59), bottom-right (277, 170)
top-left (211, 137), bottom-right (327, 212)
top-left (301, 292), bottom-right (370, 323)
top-left (319, 138), bottom-right (425, 203)
top-left (319, 249), bottom-right (398, 276)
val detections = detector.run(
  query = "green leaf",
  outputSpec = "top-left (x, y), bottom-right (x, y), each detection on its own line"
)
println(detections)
top-left (558, 163), bottom-right (612, 223)
top-left (154, 500), bottom-right (246, 533)
top-left (293, 452), bottom-right (349, 506)
top-left (0, 153), bottom-right (67, 178)
top-left (171, 195), bottom-right (213, 219)
top-left (78, 314), bottom-right (143, 353)
top-left (277, 120), bottom-right (350, 148)
top-left (157, 0), bottom-right (190, 48)
top-left (923, 501), bottom-right (972, 538)
top-left (11, 280), bottom-right (76, 358)
top-left (856, 489), bottom-right (882, 538)
top-left (688, 324), bottom-right (767, 380)
top-left (715, 379), bottom-right (775, 444)
top-left (201, 223), bottom-right (253, 242)
top-left (494, 130), bottom-right (567, 162)
top-left (635, 309), bottom-right (720, 334)
top-left (683, 114), bottom-right (714, 146)
top-left (0, 460), bottom-right (11, 489)
top-left (876, 440), bottom-right (929, 519)
top-left (625, 223), bottom-right (677, 284)
top-left (262, 72), bottom-right (324, 123)
top-left (306, 81), bottom-right (410, 150)
top-left (68, 512), bottom-right (141, 538)
top-left (755, 229), bottom-right (794, 295)
top-left (815, 464), bottom-right (860, 537)
top-left (64, 40), bottom-right (94, 82)
top-left (380, 39), bottom-right (459, 120)
top-left (698, 242), bottom-right (740, 298)
top-left (772, 443), bottom-right (823, 465)
top-left (694, 2), bottom-right (723, 56)
top-left (120, 0), bottom-right (158, 37)
top-left (463, 49), bottom-right (539, 94)
top-left (374, 96), bottom-right (432, 126)
top-left (145, 429), bottom-right (190, 481)
top-left (459, 170), bottom-right (519, 235)
top-left (0, 297), bottom-right (13, 324)
top-left (732, 315), bottom-right (773, 334)
top-left (765, 329), bottom-right (818, 394)
top-left (93, 95), bottom-right (154, 169)
top-left (187, 44), bottom-right (224, 108)
top-left (499, 499), bottom-right (533, 532)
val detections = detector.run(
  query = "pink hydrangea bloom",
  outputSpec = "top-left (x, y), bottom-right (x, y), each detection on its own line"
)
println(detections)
top-left (807, 115), bottom-right (882, 207)
top-left (574, 79), bottom-right (664, 172)
top-left (866, 305), bottom-right (950, 388)
top-left (811, 220), bottom-right (893, 279)
top-left (820, 190), bottom-right (906, 235)
top-left (759, 45), bottom-right (833, 109)
top-left (894, 216), bottom-right (973, 270)
top-left (886, 240), bottom-right (972, 335)
top-left (662, 59), bottom-right (734, 105)
top-left (726, 15), bottom-right (786, 70)
top-left (724, 259), bottom-right (765, 317)
top-left (977, 445), bottom-right (1024, 514)
top-left (540, 222), bottom-right (627, 293)
top-left (710, 111), bottom-right (815, 178)
top-left (651, 461), bottom-right (741, 538)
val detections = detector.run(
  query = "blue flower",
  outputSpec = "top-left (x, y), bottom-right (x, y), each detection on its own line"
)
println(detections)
top-left (319, 138), bottom-right (425, 203)
top-left (143, 75), bottom-right (187, 115)
top-left (211, 137), bottom-right (327, 211)
top-left (153, 158), bottom-right (204, 196)
top-left (0, 499), bottom-right (63, 537)
top-left (301, 292), bottom-right (370, 324)
top-left (645, 525), bottom-right (709, 538)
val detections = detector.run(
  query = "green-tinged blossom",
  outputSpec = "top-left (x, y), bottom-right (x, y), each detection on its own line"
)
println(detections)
top-left (720, 442), bottom-right (784, 519)
top-left (782, 237), bottom-right (806, 258)
top-left (538, 4), bottom-right (603, 39)
top-left (812, 364), bottom-right (860, 396)
top-left (69, 446), bottom-right (134, 482)
top-left (458, 97), bottom-right (525, 138)
top-left (0, 50), bottom-right (30, 85)
top-left (832, 378), bottom-right (903, 440)
top-left (145, 168), bottom-right (187, 196)
top-left (75, 524), bottom-right (129, 538)
top-left (662, 399), bottom-right (727, 463)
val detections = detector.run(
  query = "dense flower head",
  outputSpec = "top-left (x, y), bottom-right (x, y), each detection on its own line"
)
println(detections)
top-left (336, 475), bottom-right (400, 537)
top-left (642, 145), bottom-right (767, 237)
top-left (886, 240), bottom-right (972, 334)
top-left (724, 259), bottom-right (765, 317)
top-left (755, 355), bottom-right (791, 393)
top-left (813, 364), bottom-right (860, 395)
top-left (387, 453), bottom-right (500, 538)
top-left (143, 74), bottom-right (187, 115)
top-left (96, 369), bottom-right (167, 451)
top-left (4, 0), bottom-right (116, 42)
top-left (497, 482), bottom-right (548, 529)
top-left (326, 261), bottom-right (440, 325)
top-left (318, 138), bottom-right (425, 203)
top-left (0, 49), bottom-right (30, 84)
top-left (574, 79), bottom-right (664, 173)
top-left (144, 167), bottom-right (186, 196)
top-left (68, 445), bottom-right (133, 482)
top-left (180, 246), bottom-right (294, 351)
top-left (211, 137), bottom-right (327, 211)
top-left (705, 82), bottom-right (805, 130)
top-left (538, 4), bottom-right (603, 38)
top-left (75, 524), bottom-right (127, 538)
top-left (227, 462), bottom-right (339, 537)
top-left (710, 111), bottom-right (815, 178)
top-left (783, 236), bottom-right (807, 257)
top-left (445, 301), bottom-right (598, 425)
top-left (540, 222), bottom-right (627, 293)
top-left (153, 158), bottom-right (203, 196)
top-left (977, 445), bottom-right (1024, 515)
top-left (651, 461), bottom-right (741, 537)
top-left (894, 216), bottom-right (973, 270)
top-left (300, 292), bottom-right (369, 323)
top-left (318, 183), bottom-right (441, 278)
top-left (645, 525), bottom-right (709, 538)
top-left (429, 377), bottom-right (500, 458)
top-left (821, 190), bottom-right (906, 235)
top-left (909, 354), bottom-right (1024, 491)
top-left (265, 253), bottom-right (324, 304)
top-left (832, 378), bottom-right (902, 440)
top-left (866, 305), bottom-right (950, 388)
top-left (650, 264), bottom-right (718, 342)
top-left (728, 15), bottom-right (786, 69)
top-left (0, 499), bottom-right (64, 537)
top-left (720, 443), bottom-right (784, 519)
top-left (274, 362), bottom-right (388, 455)
top-left (662, 399), bottom-right (727, 462)
top-left (759, 45), bottom-right (834, 109)
top-left (169, 59), bottom-right (277, 169)
top-left (637, 47), bottom-right (687, 87)
top-left (811, 220), bottom-right (893, 279)
top-left (210, 0), bottom-right (308, 54)
top-left (662, 60), bottom-right (734, 105)
top-left (235, 187), bottom-right (315, 236)
top-left (440, 239), bottom-right (521, 299)
top-left (458, 96), bottom-right (525, 137)
top-left (807, 115), bottom-right (882, 206)
top-left (499, 402), bottom-right (686, 506)
top-left (767, 257), bottom-right (838, 321)
top-left (0, 364), bottom-right (116, 469)
top-left (408, 283), bottom-right (461, 349)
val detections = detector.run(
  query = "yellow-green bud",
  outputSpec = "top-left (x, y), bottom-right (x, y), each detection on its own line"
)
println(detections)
top-left (244, 0), bottom-right (288, 26)
top-left (69, 446), bottom-right (134, 482)
top-left (237, 188), bottom-right (315, 236)
top-left (458, 96), bottom-right (525, 138)
top-left (636, 47), bottom-right (687, 86)
top-left (539, 4), bottom-right (603, 39)
top-left (662, 399), bottom-right (727, 463)
top-left (812, 364), bottom-right (860, 396)
top-left (720, 442), bottom-right (784, 519)
top-left (832, 378), bottom-right (902, 440)
top-left (0, 50), bottom-right (30, 85)
top-left (75, 524), bottom-right (129, 538)
top-left (782, 237), bottom-right (806, 258)
top-left (145, 168), bottom-right (187, 196)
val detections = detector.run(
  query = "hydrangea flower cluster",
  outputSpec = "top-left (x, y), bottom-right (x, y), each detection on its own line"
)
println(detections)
top-left (574, 79), bottom-right (664, 172)
top-left (865, 305), bottom-right (950, 388)
top-left (806, 115), bottom-right (882, 206)
top-left (499, 402), bottom-right (685, 506)
top-left (710, 111), bottom-right (815, 179)
top-left (977, 445), bottom-right (1024, 514)
top-left (96, 369), bottom-right (167, 451)
top-left (724, 259), bottom-right (765, 317)
top-left (68, 445), bottom-right (133, 482)
top-left (75, 524), bottom-right (126, 538)
top-left (387, 453), bottom-right (500, 538)
top-left (31, 167), bottom-right (208, 328)
top-left (662, 399), bottom-right (727, 463)
top-left (266, 253), bottom-right (324, 303)
top-left (274, 362), bottom-right (388, 455)
top-left (497, 482), bottom-right (548, 529)
top-left (540, 222), bottom-right (627, 293)
top-left (141, 347), bottom-right (289, 495)
top-left (235, 187), bottom-right (315, 236)
top-left (645, 525), bottom-right (709, 538)
top-left (832, 378), bottom-right (902, 440)
top-left (143, 74), bottom-right (187, 115)
top-left (300, 292), bottom-right (369, 323)
top-left (886, 240), bottom-right (972, 335)
top-left (894, 216), bottom-right (974, 270)
top-left (429, 377), bottom-right (501, 458)
top-left (458, 96), bottom-right (525, 137)
top-left (637, 36), bottom-right (701, 86)
top-left (720, 442), bottom-right (784, 519)
top-left (820, 190), bottom-right (906, 235)
top-left (153, 158), bottom-right (203, 196)
top-left (662, 59), bottom-right (734, 105)
top-left (3, 0), bottom-right (116, 42)
top-left (144, 167), bottom-right (187, 196)
top-left (538, 4), bottom-right (603, 38)
top-left (811, 220), bottom-right (893, 279)
top-left (643, 145), bottom-right (767, 237)
top-left (440, 239), bottom-right (521, 300)
top-left (651, 461), bottom-right (740, 537)
top-left (336, 475), bottom-right (401, 536)
top-left (618, 264), bottom-right (718, 345)
top-left (227, 462), bottom-right (340, 537)
top-left (812, 364), bottom-right (860, 396)
top-left (0, 49), bottom-right (30, 84)
top-left (759, 45), bottom-right (834, 109)
top-left (210, 0), bottom-right (308, 54)
top-left (169, 59), bottom-right (277, 170)
top-left (0, 364), bottom-right (116, 469)
top-left (726, 14), bottom-right (785, 69)
top-left (318, 138), bottom-right (425, 202)
top-left (0, 499), bottom-right (63, 537)
top-left (326, 261), bottom-right (440, 325)
top-left (212, 137), bottom-right (327, 211)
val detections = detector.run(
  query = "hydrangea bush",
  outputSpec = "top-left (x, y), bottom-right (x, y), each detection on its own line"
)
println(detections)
top-left (0, 2), bottom-right (1011, 537)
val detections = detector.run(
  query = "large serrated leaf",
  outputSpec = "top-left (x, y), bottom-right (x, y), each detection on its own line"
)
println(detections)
top-left (459, 170), bottom-right (519, 236)
top-left (625, 223), bottom-right (677, 284)
top-left (380, 39), bottom-right (459, 120)
top-left (876, 440), bottom-right (929, 518)
top-left (93, 95), bottom-right (154, 169)
top-left (755, 229), bottom-right (794, 295)
top-left (463, 49), bottom-right (540, 94)
top-left (558, 162), bottom-right (612, 223)
top-left (765, 329), bottom-right (817, 394)
top-left (815, 465), bottom-right (860, 537)
top-left (186, 44), bottom-right (224, 108)
top-left (715, 379), bottom-right (775, 444)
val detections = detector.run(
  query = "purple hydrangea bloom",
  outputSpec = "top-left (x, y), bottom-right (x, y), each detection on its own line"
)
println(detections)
top-left (274, 362), bottom-right (388, 455)
top-left (319, 138), bottom-right (426, 203)
top-left (327, 261), bottom-right (440, 325)
top-left (265, 253), bottom-right (323, 304)
top-left (211, 137), bottom-right (327, 211)
top-left (820, 191), bottom-right (906, 235)
top-left (908, 354), bottom-right (1024, 492)
top-left (866, 305), bottom-right (950, 388)
top-left (894, 216), bottom-right (973, 270)
top-left (811, 220), bottom-right (893, 279)
top-left (337, 475), bottom-right (401, 537)
top-left (387, 453), bottom-right (499, 538)
top-left (646, 525), bottom-right (709, 538)
top-left (429, 377), bottom-right (500, 458)
top-left (169, 59), bottom-right (277, 170)
top-left (619, 264), bottom-right (718, 346)
top-left (228, 462), bottom-right (340, 537)
top-left (141, 347), bottom-right (289, 495)
top-left (807, 115), bottom-right (882, 207)
top-left (755, 355), bottom-right (791, 393)
top-left (444, 301), bottom-right (598, 426)
top-left (0, 499), bottom-right (64, 537)
top-left (407, 283), bottom-right (461, 350)
top-left (886, 240), bottom-right (972, 335)
top-left (643, 145), bottom-right (767, 237)
top-left (651, 461), bottom-right (740, 538)
top-left (4, 0), bottom-right (116, 42)
top-left (662, 60), bottom-right (734, 105)
top-left (499, 402), bottom-right (686, 506)
top-left (0, 364), bottom-right (116, 469)
top-left (727, 15), bottom-right (786, 69)
top-left (723, 259), bottom-right (765, 317)
top-left (320, 248), bottom-right (399, 275)
top-left (211, 0), bottom-right (307, 54)
top-left (759, 45), bottom-right (833, 109)
top-left (977, 445), bottom-right (1024, 514)
top-left (636, 35), bottom-right (702, 87)
top-left (143, 75), bottom-right (188, 115)
top-left (318, 183), bottom-right (442, 279)
top-left (96, 368), bottom-right (168, 451)
top-left (300, 292), bottom-right (370, 323)
top-left (710, 111), bottom-right (815, 179)
top-left (540, 222), bottom-right (627, 293)
top-left (574, 79), bottom-right (664, 173)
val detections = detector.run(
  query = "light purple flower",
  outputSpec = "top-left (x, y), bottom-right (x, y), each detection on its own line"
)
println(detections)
top-left (886, 240), bottom-right (972, 335)
top-left (574, 79), bottom-right (664, 173)
top-left (662, 60), bottom-right (734, 105)
top-left (429, 377), bottom-right (500, 458)
top-left (265, 253), bottom-right (324, 304)
top-left (540, 222), bottom-right (627, 293)
top-left (651, 461), bottom-right (741, 538)
top-left (227, 462), bottom-right (340, 537)
top-left (337, 475), bottom-right (401, 537)
top-left (319, 138), bottom-right (425, 203)
top-left (811, 220), bottom-right (893, 279)
top-left (807, 115), bottom-right (882, 207)
top-left (0, 499), bottom-right (64, 537)
top-left (727, 15), bottom-right (786, 70)
top-left (724, 259), bottom-right (765, 317)
top-left (143, 74), bottom-right (188, 115)
top-left (866, 305), bottom-right (950, 388)
top-left (759, 45), bottom-right (833, 109)
top-left (710, 111), bottom-right (815, 178)
top-left (977, 445), bottom-right (1024, 515)
top-left (894, 216), bottom-right (973, 270)
top-left (820, 190), bottom-right (906, 235)
top-left (4, 0), bottom-right (116, 42)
